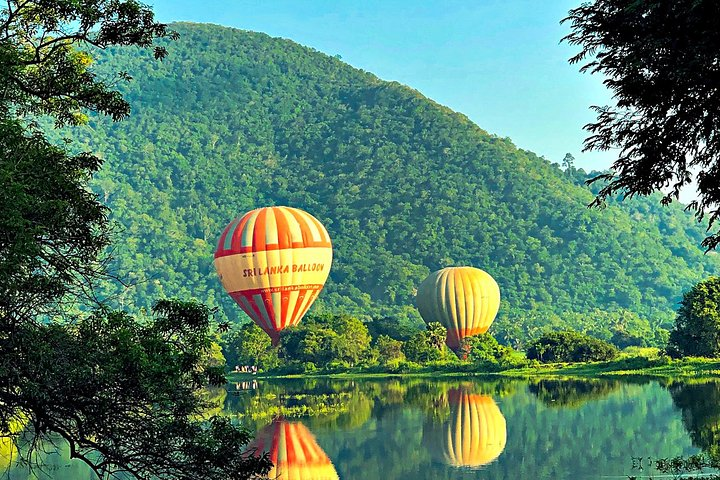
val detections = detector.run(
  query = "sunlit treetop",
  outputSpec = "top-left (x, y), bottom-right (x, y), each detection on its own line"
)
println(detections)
top-left (0, 0), bottom-right (177, 125)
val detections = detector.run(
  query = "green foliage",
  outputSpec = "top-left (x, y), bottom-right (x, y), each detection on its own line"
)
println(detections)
top-left (667, 380), bottom-right (720, 464)
top-left (375, 335), bottom-right (405, 365)
top-left (2, 0), bottom-right (175, 126)
top-left (222, 322), bottom-right (278, 369)
top-left (494, 307), bottom-right (664, 350)
top-left (0, 118), bottom-right (110, 316)
top-left (458, 333), bottom-right (514, 364)
top-left (528, 379), bottom-right (620, 408)
top-left (44, 23), bottom-right (720, 345)
top-left (402, 324), bottom-right (449, 364)
top-left (4, 300), bottom-right (272, 478)
top-left (278, 313), bottom-right (372, 369)
top-left (0, 6), bottom-right (268, 479)
top-left (366, 317), bottom-right (417, 341)
top-left (667, 277), bottom-right (720, 358)
top-left (564, 0), bottom-right (720, 249)
top-left (526, 330), bottom-right (619, 363)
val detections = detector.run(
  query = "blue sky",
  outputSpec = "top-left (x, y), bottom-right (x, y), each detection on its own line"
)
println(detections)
top-left (148, 0), bottom-right (615, 171)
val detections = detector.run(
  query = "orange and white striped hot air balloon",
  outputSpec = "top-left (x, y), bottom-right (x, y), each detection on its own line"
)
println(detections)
top-left (416, 267), bottom-right (500, 351)
top-left (214, 206), bottom-right (332, 345)
top-left (248, 420), bottom-right (339, 480)
top-left (423, 387), bottom-right (507, 468)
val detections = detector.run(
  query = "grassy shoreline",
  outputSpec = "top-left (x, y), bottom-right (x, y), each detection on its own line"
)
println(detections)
top-left (226, 356), bottom-right (720, 382)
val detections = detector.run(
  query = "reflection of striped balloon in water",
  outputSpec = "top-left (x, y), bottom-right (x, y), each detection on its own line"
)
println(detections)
top-left (425, 388), bottom-right (506, 468)
top-left (416, 267), bottom-right (500, 351)
top-left (248, 420), bottom-right (339, 480)
top-left (214, 207), bottom-right (332, 345)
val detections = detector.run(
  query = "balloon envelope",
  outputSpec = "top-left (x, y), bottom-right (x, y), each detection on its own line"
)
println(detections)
top-left (214, 206), bottom-right (332, 344)
top-left (416, 267), bottom-right (500, 350)
top-left (248, 420), bottom-right (339, 480)
top-left (424, 388), bottom-right (507, 468)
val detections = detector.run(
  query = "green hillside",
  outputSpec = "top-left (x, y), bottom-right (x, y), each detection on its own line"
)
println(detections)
top-left (63, 23), bottom-right (718, 343)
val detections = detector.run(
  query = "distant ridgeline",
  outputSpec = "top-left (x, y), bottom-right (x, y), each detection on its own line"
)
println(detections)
top-left (57, 23), bottom-right (719, 344)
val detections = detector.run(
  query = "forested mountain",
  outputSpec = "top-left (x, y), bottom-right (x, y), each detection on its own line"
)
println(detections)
top-left (62, 23), bottom-right (719, 341)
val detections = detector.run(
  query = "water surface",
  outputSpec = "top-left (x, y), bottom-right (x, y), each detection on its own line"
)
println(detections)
top-left (4, 377), bottom-right (716, 479)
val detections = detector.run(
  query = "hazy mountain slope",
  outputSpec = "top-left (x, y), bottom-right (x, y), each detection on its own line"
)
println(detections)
top-left (64, 23), bottom-right (718, 336)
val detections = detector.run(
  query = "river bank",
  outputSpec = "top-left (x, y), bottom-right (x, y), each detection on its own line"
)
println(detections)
top-left (226, 355), bottom-right (720, 382)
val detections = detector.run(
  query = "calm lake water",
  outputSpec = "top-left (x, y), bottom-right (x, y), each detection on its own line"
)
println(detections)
top-left (4, 377), bottom-right (718, 479)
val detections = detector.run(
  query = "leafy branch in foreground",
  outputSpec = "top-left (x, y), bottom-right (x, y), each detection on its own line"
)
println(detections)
top-left (1, 1), bottom-right (271, 478)
top-left (1, 0), bottom-right (177, 125)
top-left (563, 0), bottom-right (720, 249)
top-left (3, 300), bottom-right (272, 478)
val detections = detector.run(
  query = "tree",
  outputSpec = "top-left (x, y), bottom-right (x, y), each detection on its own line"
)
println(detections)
top-left (425, 322), bottom-right (446, 351)
top-left (5, 300), bottom-right (271, 478)
top-left (278, 314), bottom-right (372, 367)
top-left (375, 335), bottom-right (405, 365)
top-left (526, 330), bottom-right (618, 363)
top-left (224, 322), bottom-right (273, 368)
top-left (562, 153), bottom-right (575, 170)
top-left (0, 2), bottom-right (270, 478)
top-left (330, 314), bottom-right (373, 364)
top-left (1, 0), bottom-right (176, 125)
top-left (458, 334), bottom-right (513, 364)
top-left (563, 0), bottom-right (720, 249)
top-left (366, 316), bottom-right (416, 341)
top-left (403, 331), bottom-right (444, 364)
top-left (667, 277), bottom-right (720, 358)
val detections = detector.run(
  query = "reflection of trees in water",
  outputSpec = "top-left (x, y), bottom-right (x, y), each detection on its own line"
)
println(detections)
top-left (421, 385), bottom-right (507, 468)
top-left (528, 379), bottom-right (621, 408)
top-left (225, 379), bottom-right (382, 431)
top-left (668, 380), bottom-right (720, 460)
top-left (293, 379), bottom-right (691, 480)
top-left (405, 380), bottom-right (517, 417)
top-left (226, 379), bottom-right (518, 477)
top-left (247, 419), bottom-right (339, 480)
top-left (227, 379), bottom-right (511, 432)
top-left (4, 431), bottom-right (132, 479)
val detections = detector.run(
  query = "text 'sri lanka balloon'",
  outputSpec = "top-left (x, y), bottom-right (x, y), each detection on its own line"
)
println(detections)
top-left (247, 420), bottom-right (339, 480)
top-left (214, 206), bottom-right (332, 345)
top-left (423, 387), bottom-right (507, 468)
top-left (416, 267), bottom-right (500, 351)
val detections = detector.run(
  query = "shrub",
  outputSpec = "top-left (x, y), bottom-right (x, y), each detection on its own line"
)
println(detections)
top-left (526, 330), bottom-right (618, 363)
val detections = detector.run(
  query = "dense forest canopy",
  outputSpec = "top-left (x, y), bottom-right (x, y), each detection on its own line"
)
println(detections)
top-left (57, 23), bottom-right (719, 341)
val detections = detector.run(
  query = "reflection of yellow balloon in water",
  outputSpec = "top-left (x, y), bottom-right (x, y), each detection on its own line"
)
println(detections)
top-left (416, 267), bottom-right (500, 351)
top-left (0, 437), bottom-right (16, 471)
top-left (425, 388), bottom-right (506, 468)
top-left (0, 417), bottom-right (25, 470)
top-left (248, 419), bottom-right (339, 480)
top-left (214, 206), bottom-right (333, 345)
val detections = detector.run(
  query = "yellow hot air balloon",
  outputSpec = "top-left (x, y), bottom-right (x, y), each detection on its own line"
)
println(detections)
top-left (424, 387), bottom-right (507, 468)
top-left (248, 419), bottom-right (339, 480)
top-left (214, 207), bottom-right (332, 345)
top-left (416, 267), bottom-right (500, 351)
